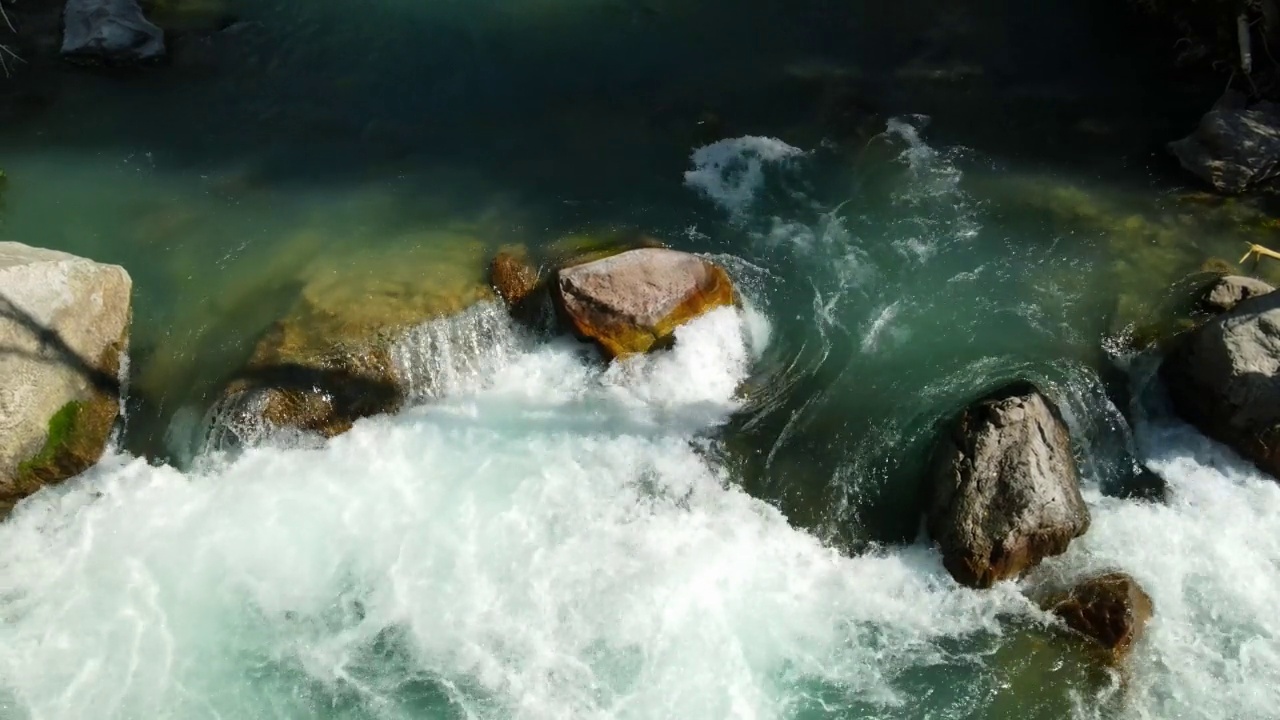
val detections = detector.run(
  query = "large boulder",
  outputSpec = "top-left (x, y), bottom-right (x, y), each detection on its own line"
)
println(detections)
top-left (926, 383), bottom-right (1091, 588)
top-left (62, 0), bottom-right (166, 65)
top-left (0, 242), bottom-right (131, 515)
top-left (1169, 91), bottom-right (1280, 194)
top-left (554, 247), bottom-right (735, 359)
top-left (1161, 289), bottom-right (1280, 479)
top-left (1043, 572), bottom-right (1153, 660)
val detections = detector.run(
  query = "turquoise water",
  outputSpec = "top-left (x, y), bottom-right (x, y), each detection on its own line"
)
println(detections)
top-left (1, 1), bottom-right (1280, 717)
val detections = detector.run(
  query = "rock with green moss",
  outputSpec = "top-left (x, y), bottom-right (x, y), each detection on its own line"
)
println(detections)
top-left (0, 242), bottom-right (131, 516)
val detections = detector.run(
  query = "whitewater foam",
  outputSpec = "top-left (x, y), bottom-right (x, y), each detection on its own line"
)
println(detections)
top-left (684, 137), bottom-right (806, 220)
top-left (0, 301), bottom-right (1039, 720)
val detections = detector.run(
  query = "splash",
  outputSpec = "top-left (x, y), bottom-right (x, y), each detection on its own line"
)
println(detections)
top-left (683, 136), bottom-right (806, 220)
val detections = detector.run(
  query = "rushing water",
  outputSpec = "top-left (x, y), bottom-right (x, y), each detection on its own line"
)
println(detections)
top-left (2, 0), bottom-right (1280, 718)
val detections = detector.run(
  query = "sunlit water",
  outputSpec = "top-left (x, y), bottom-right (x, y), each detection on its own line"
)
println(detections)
top-left (2, 0), bottom-right (1280, 717)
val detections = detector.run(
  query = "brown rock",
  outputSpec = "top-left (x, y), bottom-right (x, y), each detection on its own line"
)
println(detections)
top-left (927, 383), bottom-right (1090, 588)
top-left (554, 248), bottom-right (735, 359)
top-left (1044, 572), bottom-right (1153, 659)
top-left (490, 251), bottom-right (540, 308)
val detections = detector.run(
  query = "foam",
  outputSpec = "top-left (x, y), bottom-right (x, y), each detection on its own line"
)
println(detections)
top-left (0, 303), bottom-right (1041, 720)
top-left (684, 137), bottom-right (806, 219)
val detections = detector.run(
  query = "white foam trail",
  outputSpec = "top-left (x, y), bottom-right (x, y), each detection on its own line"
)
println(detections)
top-left (684, 137), bottom-right (805, 219)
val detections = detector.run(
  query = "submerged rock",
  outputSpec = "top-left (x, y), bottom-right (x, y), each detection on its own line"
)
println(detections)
top-left (62, 0), bottom-right (166, 65)
top-left (1161, 288), bottom-right (1280, 480)
top-left (0, 242), bottom-right (131, 515)
top-left (1199, 274), bottom-right (1275, 315)
top-left (210, 240), bottom-right (493, 445)
top-left (554, 248), bottom-right (735, 359)
top-left (1170, 92), bottom-right (1280, 194)
top-left (1044, 572), bottom-right (1153, 660)
top-left (926, 383), bottom-right (1090, 589)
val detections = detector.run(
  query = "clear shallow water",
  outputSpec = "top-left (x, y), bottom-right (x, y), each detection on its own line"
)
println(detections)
top-left (2, 0), bottom-right (1280, 717)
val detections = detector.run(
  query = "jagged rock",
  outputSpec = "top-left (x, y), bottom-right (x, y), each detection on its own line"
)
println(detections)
top-left (1161, 289), bottom-right (1280, 479)
top-left (207, 240), bottom-right (494, 445)
top-left (0, 242), bottom-right (131, 515)
top-left (1169, 91), bottom-right (1280, 194)
top-left (926, 383), bottom-right (1090, 588)
top-left (1200, 275), bottom-right (1275, 315)
top-left (62, 0), bottom-right (166, 65)
top-left (554, 248), bottom-right (735, 359)
top-left (1044, 572), bottom-right (1153, 659)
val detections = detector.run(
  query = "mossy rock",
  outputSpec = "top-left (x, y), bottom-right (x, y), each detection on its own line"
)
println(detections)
top-left (546, 229), bottom-right (666, 268)
top-left (1, 339), bottom-right (123, 516)
top-left (208, 235), bottom-right (495, 444)
top-left (10, 396), bottom-right (117, 494)
top-left (0, 244), bottom-right (130, 517)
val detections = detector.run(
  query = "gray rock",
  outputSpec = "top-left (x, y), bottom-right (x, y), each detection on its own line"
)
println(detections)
top-left (0, 242), bottom-right (131, 514)
top-left (927, 383), bottom-right (1090, 588)
top-left (554, 248), bottom-right (735, 359)
top-left (62, 0), bottom-right (165, 65)
top-left (1170, 91), bottom-right (1280, 194)
top-left (1162, 289), bottom-right (1280, 479)
top-left (1201, 275), bottom-right (1275, 315)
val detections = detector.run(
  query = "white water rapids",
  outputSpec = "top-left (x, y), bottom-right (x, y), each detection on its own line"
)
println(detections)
top-left (0, 299), bottom-right (1276, 719)
top-left (0, 133), bottom-right (1278, 719)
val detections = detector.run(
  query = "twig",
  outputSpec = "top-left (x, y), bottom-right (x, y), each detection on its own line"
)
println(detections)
top-left (0, 43), bottom-right (24, 79)
top-left (1240, 13), bottom-right (1255, 74)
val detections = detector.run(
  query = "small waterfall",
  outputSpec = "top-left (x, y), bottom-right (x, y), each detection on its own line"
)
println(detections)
top-left (390, 300), bottom-right (529, 404)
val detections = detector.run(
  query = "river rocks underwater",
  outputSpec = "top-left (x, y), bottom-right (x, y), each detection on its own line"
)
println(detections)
top-left (1, 0), bottom-right (1280, 718)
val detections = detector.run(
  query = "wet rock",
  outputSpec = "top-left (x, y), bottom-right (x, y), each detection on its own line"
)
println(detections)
top-left (209, 239), bottom-right (493, 445)
top-left (554, 247), bottom-right (735, 359)
top-left (545, 229), bottom-right (665, 268)
top-left (926, 383), bottom-right (1090, 588)
top-left (1114, 464), bottom-right (1168, 504)
top-left (1170, 91), bottom-right (1280, 194)
top-left (0, 242), bottom-right (131, 515)
top-left (1199, 275), bottom-right (1275, 314)
top-left (490, 250), bottom-right (540, 308)
top-left (1161, 288), bottom-right (1280, 480)
top-left (62, 0), bottom-right (166, 65)
top-left (1044, 572), bottom-right (1153, 659)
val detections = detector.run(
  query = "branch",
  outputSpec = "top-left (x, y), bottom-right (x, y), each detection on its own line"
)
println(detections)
top-left (1240, 12), bottom-right (1254, 74)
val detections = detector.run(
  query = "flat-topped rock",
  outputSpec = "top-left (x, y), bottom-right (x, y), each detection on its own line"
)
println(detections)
top-left (554, 248), bottom-right (735, 358)
top-left (1200, 275), bottom-right (1274, 315)
top-left (0, 242), bottom-right (131, 515)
